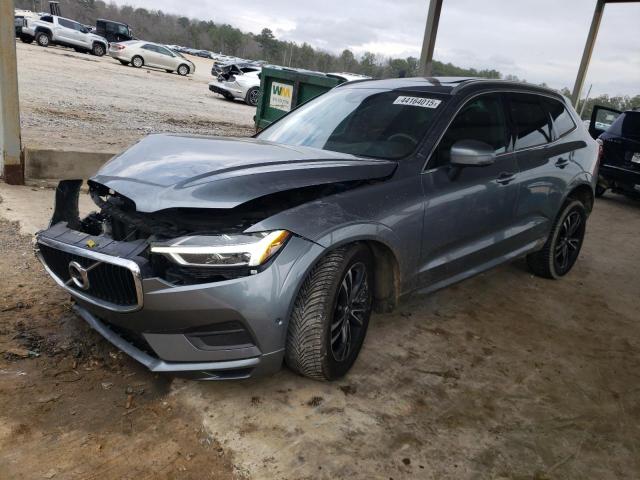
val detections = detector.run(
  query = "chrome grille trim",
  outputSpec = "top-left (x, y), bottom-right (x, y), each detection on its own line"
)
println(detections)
top-left (35, 235), bottom-right (144, 313)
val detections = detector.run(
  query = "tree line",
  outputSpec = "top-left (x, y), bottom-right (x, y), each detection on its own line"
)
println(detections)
top-left (16, 0), bottom-right (639, 117)
top-left (15, 0), bottom-right (502, 79)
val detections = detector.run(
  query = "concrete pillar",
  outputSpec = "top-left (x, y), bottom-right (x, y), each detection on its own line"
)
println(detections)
top-left (419, 0), bottom-right (443, 77)
top-left (0, 0), bottom-right (24, 185)
top-left (571, 0), bottom-right (605, 107)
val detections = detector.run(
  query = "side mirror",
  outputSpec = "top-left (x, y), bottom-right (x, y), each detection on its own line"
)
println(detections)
top-left (450, 140), bottom-right (495, 167)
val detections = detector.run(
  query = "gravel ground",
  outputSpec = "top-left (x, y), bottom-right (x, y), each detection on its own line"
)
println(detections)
top-left (16, 40), bottom-right (255, 152)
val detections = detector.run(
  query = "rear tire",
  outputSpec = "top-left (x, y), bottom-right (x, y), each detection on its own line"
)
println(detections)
top-left (285, 245), bottom-right (373, 381)
top-left (527, 200), bottom-right (587, 279)
top-left (245, 87), bottom-right (260, 106)
top-left (92, 43), bottom-right (106, 57)
top-left (595, 184), bottom-right (606, 198)
top-left (131, 55), bottom-right (144, 68)
top-left (20, 34), bottom-right (34, 44)
top-left (35, 32), bottom-right (50, 47)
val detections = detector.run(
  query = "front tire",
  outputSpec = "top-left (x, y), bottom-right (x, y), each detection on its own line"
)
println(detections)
top-left (285, 245), bottom-right (373, 381)
top-left (36, 32), bottom-right (51, 47)
top-left (177, 64), bottom-right (189, 76)
top-left (527, 200), bottom-right (587, 279)
top-left (131, 55), bottom-right (144, 68)
top-left (20, 34), bottom-right (34, 44)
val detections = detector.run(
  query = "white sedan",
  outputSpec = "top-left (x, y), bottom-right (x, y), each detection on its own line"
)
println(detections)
top-left (109, 40), bottom-right (195, 76)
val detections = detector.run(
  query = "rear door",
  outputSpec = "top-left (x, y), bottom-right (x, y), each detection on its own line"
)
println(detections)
top-left (140, 44), bottom-right (162, 67)
top-left (508, 93), bottom-right (582, 247)
top-left (589, 105), bottom-right (622, 139)
top-left (419, 92), bottom-right (520, 287)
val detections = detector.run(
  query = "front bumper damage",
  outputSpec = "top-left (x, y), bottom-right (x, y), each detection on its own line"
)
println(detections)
top-left (34, 182), bottom-right (323, 380)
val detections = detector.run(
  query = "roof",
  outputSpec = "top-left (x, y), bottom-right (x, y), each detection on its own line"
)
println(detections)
top-left (340, 76), bottom-right (564, 98)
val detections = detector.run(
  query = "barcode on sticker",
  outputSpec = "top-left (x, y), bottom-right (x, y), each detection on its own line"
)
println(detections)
top-left (393, 96), bottom-right (442, 108)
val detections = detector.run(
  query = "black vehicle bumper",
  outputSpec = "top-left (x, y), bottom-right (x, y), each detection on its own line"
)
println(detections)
top-left (600, 165), bottom-right (640, 195)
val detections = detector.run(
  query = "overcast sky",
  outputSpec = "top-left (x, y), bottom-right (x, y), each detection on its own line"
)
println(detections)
top-left (112, 0), bottom-right (639, 96)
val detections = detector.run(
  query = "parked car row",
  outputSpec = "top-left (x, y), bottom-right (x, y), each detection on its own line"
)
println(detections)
top-left (18, 13), bottom-right (110, 56)
top-left (14, 10), bottom-right (195, 77)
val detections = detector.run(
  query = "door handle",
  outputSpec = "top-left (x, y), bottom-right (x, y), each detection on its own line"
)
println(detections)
top-left (496, 172), bottom-right (516, 185)
top-left (555, 158), bottom-right (569, 168)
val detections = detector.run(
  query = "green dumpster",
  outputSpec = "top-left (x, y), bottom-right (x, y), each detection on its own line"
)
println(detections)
top-left (255, 66), bottom-right (342, 131)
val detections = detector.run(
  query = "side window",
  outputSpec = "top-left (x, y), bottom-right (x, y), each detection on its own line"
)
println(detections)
top-left (432, 93), bottom-right (508, 168)
top-left (141, 44), bottom-right (155, 51)
top-left (509, 93), bottom-right (552, 150)
top-left (58, 18), bottom-right (74, 29)
top-left (40, 15), bottom-right (53, 23)
top-left (545, 98), bottom-right (576, 139)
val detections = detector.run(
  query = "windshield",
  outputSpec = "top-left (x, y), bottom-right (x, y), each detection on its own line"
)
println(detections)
top-left (257, 88), bottom-right (445, 159)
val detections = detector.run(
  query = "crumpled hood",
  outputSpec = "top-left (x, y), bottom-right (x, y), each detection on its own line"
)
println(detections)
top-left (91, 134), bottom-right (397, 212)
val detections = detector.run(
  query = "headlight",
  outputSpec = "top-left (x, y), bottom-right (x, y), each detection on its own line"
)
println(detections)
top-left (150, 230), bottom-right (290, 268)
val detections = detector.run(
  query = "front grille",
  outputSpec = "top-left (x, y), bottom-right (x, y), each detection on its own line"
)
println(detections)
top-left (39, 243), bottom-right (139, 307)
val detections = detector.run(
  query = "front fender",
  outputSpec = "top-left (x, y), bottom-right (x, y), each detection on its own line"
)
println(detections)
top-left (247, 200), bottom-right (408, 284)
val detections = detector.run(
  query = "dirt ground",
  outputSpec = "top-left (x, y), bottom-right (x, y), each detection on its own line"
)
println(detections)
top-left (2, 38), bottom-right (640, 480)
top-left (1, 182), bottom-right (639, 479)
top-left (15, 40), bottom-right (255, 152)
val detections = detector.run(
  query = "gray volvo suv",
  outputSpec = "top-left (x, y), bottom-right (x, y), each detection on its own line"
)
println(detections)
top-left (35, 78), bottom-right (598, 381)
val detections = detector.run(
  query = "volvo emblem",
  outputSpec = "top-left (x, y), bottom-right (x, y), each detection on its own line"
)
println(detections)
top-left (68, 261), bottom-right (90, 290)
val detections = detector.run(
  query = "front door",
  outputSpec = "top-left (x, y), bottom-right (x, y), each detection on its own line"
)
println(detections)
top-left (589, 105), bottom-right (622, 139)
top-left (419, 92), bottom-right (520, 289)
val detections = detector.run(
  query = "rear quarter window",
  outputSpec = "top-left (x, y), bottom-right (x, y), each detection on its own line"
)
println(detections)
top-left (545, 98), bottom-right (576, 139)
top-left (509, 93), bottom-right (552, 150)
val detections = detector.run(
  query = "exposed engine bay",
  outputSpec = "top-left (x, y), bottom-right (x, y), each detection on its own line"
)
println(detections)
top-left (49, 178), bottom-right (372, 285)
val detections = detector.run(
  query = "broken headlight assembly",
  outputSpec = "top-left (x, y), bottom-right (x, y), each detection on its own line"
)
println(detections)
top-left (150, 230), bottom-right (291, 269)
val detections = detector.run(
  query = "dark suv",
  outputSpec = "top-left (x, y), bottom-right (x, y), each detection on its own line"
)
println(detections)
top-left (589, 106), bottom-right (640, 198)
top-left (35, 78), bottom-right (598, 381)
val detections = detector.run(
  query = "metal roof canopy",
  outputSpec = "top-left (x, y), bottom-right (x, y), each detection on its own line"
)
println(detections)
top-left (418, 0), bottom-right (639, 107)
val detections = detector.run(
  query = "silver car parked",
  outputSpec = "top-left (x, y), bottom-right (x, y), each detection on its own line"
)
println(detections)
top-left (109, 40), bottom-right (195, 76)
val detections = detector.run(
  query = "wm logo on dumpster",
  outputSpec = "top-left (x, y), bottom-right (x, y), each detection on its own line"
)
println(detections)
top-left (270, 81), bottom-right (293, 112)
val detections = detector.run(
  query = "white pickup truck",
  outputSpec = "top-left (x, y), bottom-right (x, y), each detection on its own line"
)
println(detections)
top-left (20, 14), bottom-right (109, 57)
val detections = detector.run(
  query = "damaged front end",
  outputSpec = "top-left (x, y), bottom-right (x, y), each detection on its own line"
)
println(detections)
top-left (32, 134), bottom-right (397, 379)
top-left (38, 177), bottom-right (376, 293)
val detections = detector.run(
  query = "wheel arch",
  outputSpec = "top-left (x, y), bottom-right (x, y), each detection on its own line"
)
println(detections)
top-left (34, 26), bottom-right (52, 36)
top-left (566, 182), bottom-right (595, 214)
top-left (92, 40), bottom-right (107, 50)
top-left (284, 235), bottom-right (402, 323)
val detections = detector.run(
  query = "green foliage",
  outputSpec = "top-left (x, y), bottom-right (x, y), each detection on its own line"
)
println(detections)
top-left (578, 94), bottom-right (640, 120)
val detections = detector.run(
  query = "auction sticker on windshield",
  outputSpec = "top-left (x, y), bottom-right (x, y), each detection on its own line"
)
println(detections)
top-left (270, 82), bottom-right (293, 112)
top-left (393, 96), bottom-right (442, 108)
